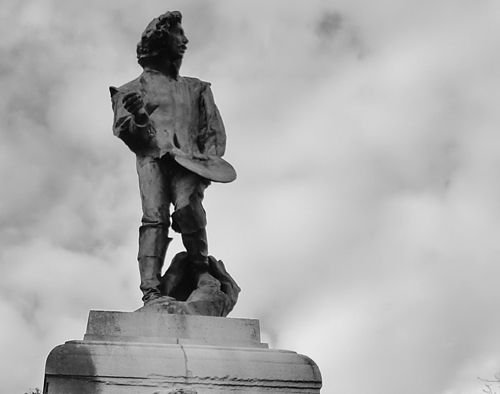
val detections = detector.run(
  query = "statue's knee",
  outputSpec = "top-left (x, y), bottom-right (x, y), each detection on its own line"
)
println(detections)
top-left (141, 210), bottom-right (171, 228)
top-left (171, 203), bottom-right (206, 234)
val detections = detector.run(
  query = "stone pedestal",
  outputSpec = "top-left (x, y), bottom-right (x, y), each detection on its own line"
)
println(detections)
top-left (44, 311), bottom-right (322, 393)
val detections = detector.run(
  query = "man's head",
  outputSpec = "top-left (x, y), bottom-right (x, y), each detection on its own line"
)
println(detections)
top-left (137, 11), bottom-right (189, 67)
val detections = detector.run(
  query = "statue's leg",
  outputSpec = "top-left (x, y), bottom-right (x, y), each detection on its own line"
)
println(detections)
top-left (170, 166), bottom-right (210, 269)
top-left (136, 156), bottom-right (171, 304)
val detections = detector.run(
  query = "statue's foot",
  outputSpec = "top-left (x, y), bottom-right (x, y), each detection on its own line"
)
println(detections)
top-left (135, 295), bottom-right (187, 313)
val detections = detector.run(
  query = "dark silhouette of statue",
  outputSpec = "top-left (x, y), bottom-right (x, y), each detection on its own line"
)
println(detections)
top-left (110, 11), bottom-right (239, 316)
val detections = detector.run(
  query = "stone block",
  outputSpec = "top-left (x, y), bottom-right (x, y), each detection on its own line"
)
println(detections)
top-left (84, 311), bottom-right (265, 347)
top-left (44, 310), bottom-right (322, 393)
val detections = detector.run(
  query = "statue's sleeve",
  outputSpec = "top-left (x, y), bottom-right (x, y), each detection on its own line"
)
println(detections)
top-left (110, 86), bottom-right (151, 153)
top-left (199, 83), bottom-right (226, 157)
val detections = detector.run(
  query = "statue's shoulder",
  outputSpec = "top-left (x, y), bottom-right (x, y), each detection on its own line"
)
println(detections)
top-left (109, 76), bottom-right (142, 102)
top-left (182, 76), bottom-right (211, 90)
top-left (116, 76), bottom-right (142, 93)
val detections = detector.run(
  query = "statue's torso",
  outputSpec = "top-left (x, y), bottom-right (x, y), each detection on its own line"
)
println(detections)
top-left (118, 70), bottom-right (209, 158)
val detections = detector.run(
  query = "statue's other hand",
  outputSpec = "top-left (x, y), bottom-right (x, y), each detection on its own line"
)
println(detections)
top-left (122, 92), bottom-right (148, 123)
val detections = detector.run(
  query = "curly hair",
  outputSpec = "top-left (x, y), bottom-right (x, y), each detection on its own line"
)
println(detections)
top-left (136, 11), bottom-right (183, 67)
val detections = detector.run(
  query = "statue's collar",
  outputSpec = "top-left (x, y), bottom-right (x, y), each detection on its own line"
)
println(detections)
top-left (143, 65), bottom-right (180, 80)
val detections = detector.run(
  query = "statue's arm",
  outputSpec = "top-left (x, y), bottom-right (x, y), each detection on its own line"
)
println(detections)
top-left (110, 86), bottom-right (152, 152)
top-left (198, 83), bottom-right (226, 157)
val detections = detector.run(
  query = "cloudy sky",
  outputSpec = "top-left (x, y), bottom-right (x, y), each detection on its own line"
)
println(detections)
top-left (1, 0), bottom-right (500, 393)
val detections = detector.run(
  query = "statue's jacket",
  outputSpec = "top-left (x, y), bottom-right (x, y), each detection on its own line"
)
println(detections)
top-left (111, 69), bottom-right (226, 161)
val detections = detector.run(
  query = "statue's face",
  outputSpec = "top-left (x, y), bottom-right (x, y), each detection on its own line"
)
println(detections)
top-left (165, 23), bottom-right (188, 60)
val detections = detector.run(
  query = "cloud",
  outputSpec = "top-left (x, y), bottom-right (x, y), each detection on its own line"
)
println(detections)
top-left (2, 0), bottom-right (500, 393)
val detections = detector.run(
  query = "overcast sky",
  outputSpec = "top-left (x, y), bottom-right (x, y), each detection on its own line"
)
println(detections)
top-left (2, 0), bottom-right (500, 393)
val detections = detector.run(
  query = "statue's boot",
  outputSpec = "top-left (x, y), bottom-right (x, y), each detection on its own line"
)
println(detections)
top-left (182, 228), bottom-right (209, 269)
top-left (182, 228), bottom-right (220, 289)
top-left (138, 257), bottom-right (164, 304)
top-left (138, 226), bottom-right (171, 305)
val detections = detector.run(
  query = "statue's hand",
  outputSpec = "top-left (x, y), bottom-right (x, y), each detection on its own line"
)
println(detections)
top-left (122, 92), bottom-right (148, 125)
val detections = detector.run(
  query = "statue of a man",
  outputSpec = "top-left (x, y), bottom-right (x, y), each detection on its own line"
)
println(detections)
top-left (109, 11), bottom-right (236, 310)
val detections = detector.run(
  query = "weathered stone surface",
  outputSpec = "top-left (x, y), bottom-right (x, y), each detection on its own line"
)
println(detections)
top-left (46, 342), bottom-right (321, 393)
top-left (44, 311), bottom-right (322, 393)
top-left (84, 311), bottom-right (265, 347)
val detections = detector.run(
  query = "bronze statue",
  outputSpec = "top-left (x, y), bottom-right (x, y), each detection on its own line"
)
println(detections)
top-left (110, 11), bottom-right (238, 316)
